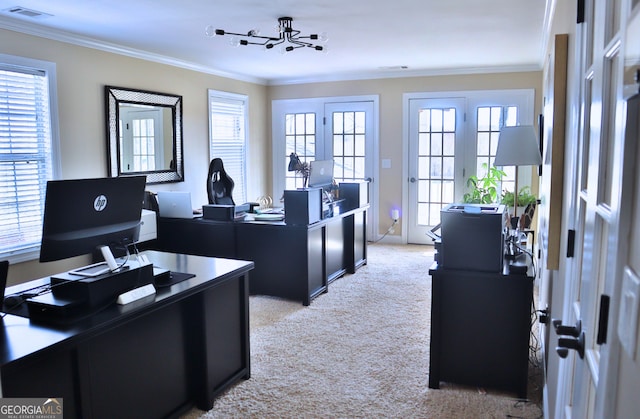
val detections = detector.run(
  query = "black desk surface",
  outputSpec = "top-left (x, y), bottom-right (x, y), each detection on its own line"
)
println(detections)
top-left (429, 251), bottom-right (535, 277)
top-left (0, 251), bottom-right (254, 367)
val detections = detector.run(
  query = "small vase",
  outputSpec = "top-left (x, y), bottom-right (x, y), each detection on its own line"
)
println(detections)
top-left (518, 203), bottom-right (536, 229)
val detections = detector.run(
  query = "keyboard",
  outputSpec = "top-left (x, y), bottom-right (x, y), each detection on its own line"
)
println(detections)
top-left (18, 283), bottom-right (52, 298)
top-left (256, 208), bottom-right (283, 215)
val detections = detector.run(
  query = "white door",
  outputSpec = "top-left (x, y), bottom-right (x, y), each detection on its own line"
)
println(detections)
top-left (272, 97), bottom-right (378, 238)
top-left (407, 97), bottom-right (465, 244)
top-left (554, 1), bottom-right (628, 418)
top-left (566, 70), bottom-right (627, 419)
top-left (120, 108), bottom-right (164, 172)
top-left (406, 90), bottom-right (534, 244)
top-left (324, 101), bottom-right (376, 238)
top-left (323, 101), bottom-right (375, 184)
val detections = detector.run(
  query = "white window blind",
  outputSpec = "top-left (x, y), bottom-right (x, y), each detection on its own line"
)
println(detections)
top-left (0, 61), bottom-right (56, 261)
top-left (208, 90), bottom-right (247, 204)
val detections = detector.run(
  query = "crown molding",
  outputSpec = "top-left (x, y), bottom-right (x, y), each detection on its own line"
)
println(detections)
top-left (1, 15), bottom-right (545, 87)
top-left (269, 63), bottom-right (543, 86)
top-left (0, 17), bottom-right (268, 85)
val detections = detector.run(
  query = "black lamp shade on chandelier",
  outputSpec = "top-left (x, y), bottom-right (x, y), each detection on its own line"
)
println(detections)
top-left (205, 16), bottom-right (328, 53)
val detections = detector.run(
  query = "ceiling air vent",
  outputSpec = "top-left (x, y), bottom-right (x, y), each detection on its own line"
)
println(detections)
top-left (3, 6), bottom-right (52, 19)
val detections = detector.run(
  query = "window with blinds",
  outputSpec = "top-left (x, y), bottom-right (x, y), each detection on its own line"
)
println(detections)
top-left (0, 57), bottom-right (58, 262)
top-left (208, 90), bottom-right (248, 204)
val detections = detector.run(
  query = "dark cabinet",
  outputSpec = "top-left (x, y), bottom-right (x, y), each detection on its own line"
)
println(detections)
top-left (236, 222), bottom-right (327, 305)
top-left (0, 252), bottom-right (253, 418)
top-left (154, 205), bottom-right (368, 305)
top-left (428, 262), bottom-right (533, 398)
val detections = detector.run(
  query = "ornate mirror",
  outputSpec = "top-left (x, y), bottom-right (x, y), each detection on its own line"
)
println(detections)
top-left (106, 86), bottom-right (184, 183)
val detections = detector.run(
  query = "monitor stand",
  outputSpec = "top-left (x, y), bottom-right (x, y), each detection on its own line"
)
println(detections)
top-left (69, 261), bottom-right (111, 277)
top-left (68, 245), bottom-right (120, 277)
top-left (34, 263), bottom-right (154, 321)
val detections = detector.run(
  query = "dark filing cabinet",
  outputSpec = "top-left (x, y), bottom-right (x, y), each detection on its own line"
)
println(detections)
top-left (428, 204), bottom-right (533, 398)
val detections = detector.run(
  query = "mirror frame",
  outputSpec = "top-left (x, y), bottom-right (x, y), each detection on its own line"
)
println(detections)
top-left (105, 85), bottom-right (184, 184)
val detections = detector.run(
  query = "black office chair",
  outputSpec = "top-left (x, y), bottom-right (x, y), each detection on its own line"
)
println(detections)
top-left (207, 158), bottom-right (235, 205)
top-left (142, 190), bottom-right (159, 212)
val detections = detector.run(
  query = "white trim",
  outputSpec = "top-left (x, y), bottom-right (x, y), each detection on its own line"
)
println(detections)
top-left (0, 17), bottom-right (543, 87)
top-left (0, 17), bottom-right (267, 85)
top-left (0, 53), bottom-right (60, 263)
top-left (0, 53), bottom-right (61, 179)
top-left (268, 64), bottom-right (542, 86)
top-left (207, 89), bottom-right (249, 204)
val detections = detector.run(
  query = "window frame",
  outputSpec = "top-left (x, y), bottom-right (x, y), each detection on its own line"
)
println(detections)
top-left (207, 89), bottom-right (248, 204)
top-left (0, 53), bottom-right (61, 263)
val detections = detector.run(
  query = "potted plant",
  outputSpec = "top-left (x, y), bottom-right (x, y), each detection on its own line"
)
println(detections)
top-left (500, 185), bottom-right (537, 207)
top-left (462, 163), bottom-right (506, 204)
top-left (501, 186), bottom-right (539, 229)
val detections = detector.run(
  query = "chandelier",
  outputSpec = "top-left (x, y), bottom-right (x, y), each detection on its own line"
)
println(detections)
top-left (205, 16), bottom-right (328, 53)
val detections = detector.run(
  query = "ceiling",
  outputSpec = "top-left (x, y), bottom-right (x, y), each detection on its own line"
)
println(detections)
top-left (0, 0), bottom-right (550, 85)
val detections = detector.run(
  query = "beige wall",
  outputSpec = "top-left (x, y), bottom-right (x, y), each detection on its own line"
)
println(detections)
top-left (269, 72), bottom-right (543, 234)
top-left (2, 27), bottom-right (542, 284)
top-left (1, 28), bottom-right (269, 284)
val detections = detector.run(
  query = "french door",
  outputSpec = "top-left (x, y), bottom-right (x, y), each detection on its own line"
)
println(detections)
top-left (119, 108), bottom-right (164, 172)
top-left (272, 97), bottom-right (378, 238)
top-left (556, 0), bottom-right (636, 417)
top-left (323, 102), bottom-right (375, 186)
top-left (406, 90), bottom-right (534, 244)
top-left (407, 97), bottom-right (465, 244)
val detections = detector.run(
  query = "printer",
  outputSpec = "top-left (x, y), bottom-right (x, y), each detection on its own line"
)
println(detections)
top-left (438, 203), bottom-right (508, 272)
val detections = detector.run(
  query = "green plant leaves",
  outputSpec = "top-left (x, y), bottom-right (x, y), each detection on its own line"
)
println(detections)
top-left (462, 163), bottom-right (505, 204)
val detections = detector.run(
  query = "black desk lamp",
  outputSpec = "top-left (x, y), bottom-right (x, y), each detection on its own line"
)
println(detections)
top-left (288, 153), bottom-right (309, 188)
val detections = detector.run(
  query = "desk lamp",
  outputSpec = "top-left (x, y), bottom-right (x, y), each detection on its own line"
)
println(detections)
top-left (493, 125), bottom-right (542, 228)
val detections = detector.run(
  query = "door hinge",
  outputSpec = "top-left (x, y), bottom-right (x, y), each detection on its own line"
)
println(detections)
top-left (597, 294), bottom-right (610, 345)
top-left (567, 229), bottom-right (576, 258)
top-left (323, 116), bottom-right (326, 125)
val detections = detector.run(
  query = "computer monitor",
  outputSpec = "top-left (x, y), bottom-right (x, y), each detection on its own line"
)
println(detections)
top-left (39, 176), bottom-right (147, 272)
top-left (308, 159), bottom-right (334, 189)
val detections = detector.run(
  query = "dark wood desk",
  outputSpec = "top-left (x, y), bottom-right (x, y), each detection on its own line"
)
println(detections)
top-left (154, 205), bottom-right (368, 306)
top-left (0, 251), bottom-right (253, 419)
top-left (428, 259), bottom-right (533, 398)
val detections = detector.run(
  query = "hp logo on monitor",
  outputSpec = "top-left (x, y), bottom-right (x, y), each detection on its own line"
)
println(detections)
top-left (94, 195), bottom-right (108, 211)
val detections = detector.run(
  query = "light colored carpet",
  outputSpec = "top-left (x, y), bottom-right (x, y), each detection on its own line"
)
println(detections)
top-left (181, 243), bottom-right (543, 419)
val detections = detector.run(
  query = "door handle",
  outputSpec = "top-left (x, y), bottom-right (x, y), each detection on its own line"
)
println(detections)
top-left (410, 177), bottom-right (416, 183)
top-left (552, 318), bottom-right (582, 337)
top-left (556, 331), bottom-right (585, 359)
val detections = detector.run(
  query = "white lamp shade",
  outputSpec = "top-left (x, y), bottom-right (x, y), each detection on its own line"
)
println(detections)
top-left (493, 125), bottom-right (542, 167)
